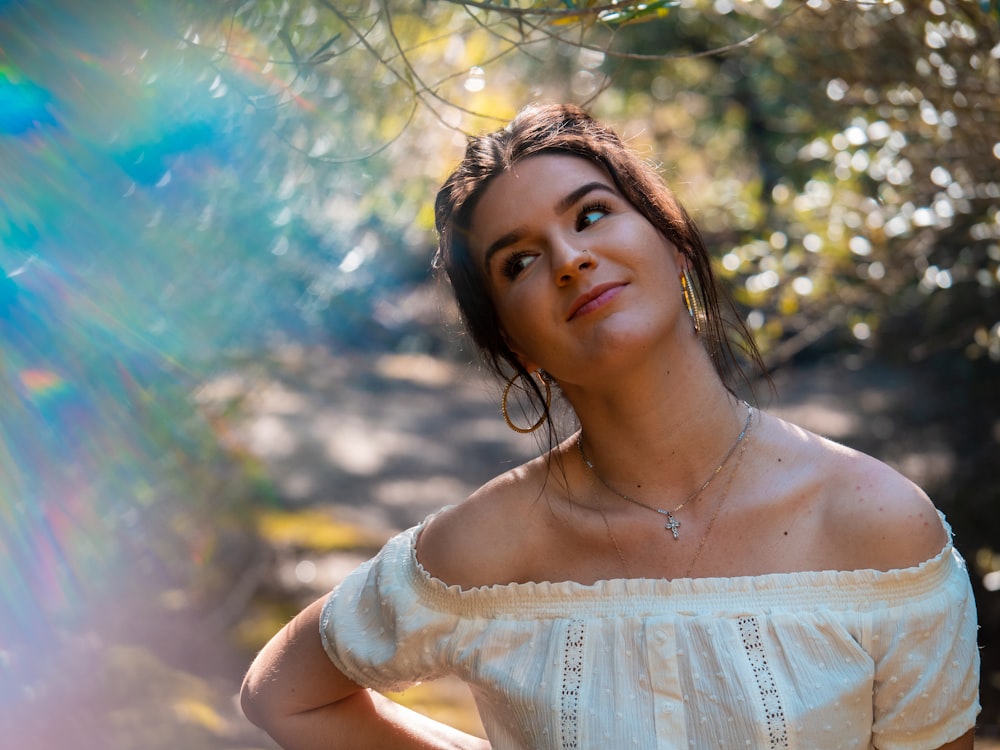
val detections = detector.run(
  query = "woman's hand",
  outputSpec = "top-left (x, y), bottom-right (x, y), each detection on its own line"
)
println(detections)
top-left (241, 596), bottom-right (489, 750)
top-left (931, 728), bottom-right (974, 750)
top-left (249, 689), bottom-right (490, 750)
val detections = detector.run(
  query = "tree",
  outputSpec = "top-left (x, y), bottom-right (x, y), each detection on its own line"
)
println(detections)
top-left (2, 0), bottom-right (998, 742)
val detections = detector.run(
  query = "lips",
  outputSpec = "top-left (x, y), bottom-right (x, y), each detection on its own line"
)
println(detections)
top-left (566, 282), bottom-right (627, 321)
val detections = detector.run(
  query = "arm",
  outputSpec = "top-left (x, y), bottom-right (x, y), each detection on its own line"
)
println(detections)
top-left (932, 728), bottom-right (974, 750)
top-left (240, 596), bottom-right (490, 750)
top-left (822, 452), bottom-right (979, 750)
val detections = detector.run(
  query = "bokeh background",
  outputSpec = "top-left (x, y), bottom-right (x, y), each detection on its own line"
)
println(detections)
top-left (2, 0), bottom-right (998, 746)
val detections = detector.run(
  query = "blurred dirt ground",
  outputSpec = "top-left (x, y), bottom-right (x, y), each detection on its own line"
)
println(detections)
top-left (210, 346), bottom-right (997, 748)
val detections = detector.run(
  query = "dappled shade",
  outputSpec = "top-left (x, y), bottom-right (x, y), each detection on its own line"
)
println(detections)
top-left (2, 0), bottom-right (998, 745)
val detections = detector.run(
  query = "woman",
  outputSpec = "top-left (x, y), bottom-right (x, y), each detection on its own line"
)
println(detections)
top-left (241, 104), bottom-right (979, 749)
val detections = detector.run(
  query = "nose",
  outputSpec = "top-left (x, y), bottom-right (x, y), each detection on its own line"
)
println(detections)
top-left (553, 241), bottom-right (596, 285)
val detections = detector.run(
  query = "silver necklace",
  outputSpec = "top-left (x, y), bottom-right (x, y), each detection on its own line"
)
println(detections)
top-left (577, 402), bottom-right (753, 540)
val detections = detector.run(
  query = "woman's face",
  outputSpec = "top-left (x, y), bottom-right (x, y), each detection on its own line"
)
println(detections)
top-left (469, 153), bottom-right (690, 384)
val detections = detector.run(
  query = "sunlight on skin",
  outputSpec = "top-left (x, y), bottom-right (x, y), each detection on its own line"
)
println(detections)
top-left (2, 4), bottom-right (993, 746)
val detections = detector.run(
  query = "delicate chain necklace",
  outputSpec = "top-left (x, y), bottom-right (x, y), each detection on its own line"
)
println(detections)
top-left (577, 402), bottom-right (753, 541)
top-left (589, 478), bottom-right (633, 578)
top-left (682, 417), bottom-right (751, 577)
top-left (588, 411), bottom-right (753, 579)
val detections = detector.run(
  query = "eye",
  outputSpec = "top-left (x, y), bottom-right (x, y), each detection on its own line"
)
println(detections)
top-left (577, 202), bottom-right (611, 231)
top-left (501, 251), bottom-right (536, 280)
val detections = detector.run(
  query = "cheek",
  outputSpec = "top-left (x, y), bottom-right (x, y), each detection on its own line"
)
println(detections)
top-left (495, 299), bottom-right (548, 362)
top-left (496, 306), bottom-right (535, 350)
top-left (493, 275), bottom-right (542, 327)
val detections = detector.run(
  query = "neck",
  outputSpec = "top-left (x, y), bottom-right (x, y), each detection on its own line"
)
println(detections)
top-left (566, 349), bottom-right (747, 502)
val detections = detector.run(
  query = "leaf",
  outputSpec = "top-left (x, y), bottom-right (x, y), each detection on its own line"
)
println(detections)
top-left (308, 33), bottom-right (342, 65)
top-left (598, 0), bottom-right (676, 27)
top-left (548, 0), bottom-right (676, 28)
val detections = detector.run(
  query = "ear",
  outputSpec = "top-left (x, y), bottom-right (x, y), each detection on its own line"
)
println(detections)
top-left (669, 241), bottom-right (688, 271)
top-left (501, 329), bottom-right (541, 375)
top-left (511, 347), bottom-right (542, 376)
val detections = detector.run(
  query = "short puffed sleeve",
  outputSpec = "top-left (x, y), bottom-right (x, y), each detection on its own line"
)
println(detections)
top-left (319, 526), bottom-right (458, 693)
top-left (870, 546), bottom-right (980, 749)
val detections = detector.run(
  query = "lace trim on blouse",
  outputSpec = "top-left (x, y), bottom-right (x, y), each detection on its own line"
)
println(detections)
top-left (739, 616), bottom-right (790, 749)
top-left (559, 620), bottom-right (586, 750)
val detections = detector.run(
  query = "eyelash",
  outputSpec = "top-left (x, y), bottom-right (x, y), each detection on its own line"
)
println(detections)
top-left (501, 252), bottom-right (533, 280)
top-left (577, 201), bottom-right (611, 230)
top-left (499, 201), bottom-right (613, 280)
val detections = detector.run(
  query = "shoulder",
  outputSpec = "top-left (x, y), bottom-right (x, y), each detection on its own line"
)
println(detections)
top-left (415, 455), bottom-right (554, 588)
top-left (766, 414), bottom-right (947, 571)
top-left (825, 439), bottom-right (946, 570)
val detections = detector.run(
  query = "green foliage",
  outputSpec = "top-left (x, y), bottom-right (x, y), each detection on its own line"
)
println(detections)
top-left (3, 0), bottom-right (999, 741)
top-left (594, 1), bottom-right (999, 361)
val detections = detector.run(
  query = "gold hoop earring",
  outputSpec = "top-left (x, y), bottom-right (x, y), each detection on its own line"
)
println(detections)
top-left (681, 267), bottom-right (706, 334)
top-left (501, 371), bottom-right (552, 434)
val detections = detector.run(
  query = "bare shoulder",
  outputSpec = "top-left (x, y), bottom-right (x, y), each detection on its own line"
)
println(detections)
top-left (415, 455), bottom-right (552, 588)
top-left (781, 418), bottom-right (948, 571)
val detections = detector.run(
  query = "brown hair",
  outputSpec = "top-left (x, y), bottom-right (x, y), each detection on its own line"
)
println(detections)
top-left (434, 104), bottom-right (765, 425)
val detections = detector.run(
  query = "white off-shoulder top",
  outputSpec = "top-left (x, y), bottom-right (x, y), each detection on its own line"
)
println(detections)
top-left (320, 510), bottom-right (980, 750)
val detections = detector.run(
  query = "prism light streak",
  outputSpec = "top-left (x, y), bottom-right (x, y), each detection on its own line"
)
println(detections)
top-left (0, 2), bottom-right (341, 742)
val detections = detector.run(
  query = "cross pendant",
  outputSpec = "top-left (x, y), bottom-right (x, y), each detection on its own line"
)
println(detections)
top-left (663, 512), bottom-right (682, 540)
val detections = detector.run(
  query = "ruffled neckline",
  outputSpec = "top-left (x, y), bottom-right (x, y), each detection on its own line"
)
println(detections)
top-left (403, 507), bottom-right (962, 619)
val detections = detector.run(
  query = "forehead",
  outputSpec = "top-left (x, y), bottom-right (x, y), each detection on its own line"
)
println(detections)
top-left (469, 154), bottom-right (616, 251)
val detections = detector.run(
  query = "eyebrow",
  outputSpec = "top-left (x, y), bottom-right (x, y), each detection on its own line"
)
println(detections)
top-left (482, 181), bottom-right (617, 271)
top-left (554, 181), bottom-right (615, 216)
